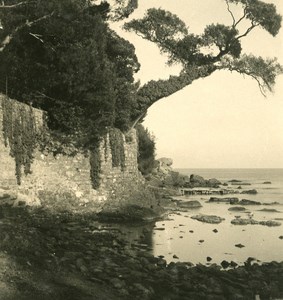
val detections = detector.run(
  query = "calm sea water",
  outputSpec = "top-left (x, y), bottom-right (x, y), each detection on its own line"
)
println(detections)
top-left (175, 168), bottom-right (283, 204)
top-left (148, 169), bottom-right (283, 265)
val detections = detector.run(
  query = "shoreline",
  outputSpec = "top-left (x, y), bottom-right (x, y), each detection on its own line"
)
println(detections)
top-left (1, 203), bottom-right (283, 299)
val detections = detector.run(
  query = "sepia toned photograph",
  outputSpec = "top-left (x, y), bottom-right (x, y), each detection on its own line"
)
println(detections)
top-left (0, 0), bottom-right (283, 299)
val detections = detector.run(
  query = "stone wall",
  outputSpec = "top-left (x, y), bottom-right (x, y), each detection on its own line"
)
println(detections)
top-left (0, 94), bottom-right (154, 210)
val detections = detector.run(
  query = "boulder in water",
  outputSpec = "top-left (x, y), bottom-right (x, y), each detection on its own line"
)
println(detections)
top-left (238, 199), bottom-right (261, 205)
top-left (241, 189), bottom-right (257, 195)
top-left (191, 214), bottom-right (225, 224)
top-left (209, 197), bottom-right (239, 204)
top-left (178, 200), bottom-right (202, 209)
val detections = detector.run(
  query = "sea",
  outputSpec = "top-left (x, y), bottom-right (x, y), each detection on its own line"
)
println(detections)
top-left (119, 169), bottom-right (283, 266)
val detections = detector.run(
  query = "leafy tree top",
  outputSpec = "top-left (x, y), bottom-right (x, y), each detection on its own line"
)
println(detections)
top-left (124, 0), bottom-right (282, 109)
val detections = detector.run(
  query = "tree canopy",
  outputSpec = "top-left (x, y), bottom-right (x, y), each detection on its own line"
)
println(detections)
top-left (0, 0), bottom-right (141, 147)
top-left (0, 0), bottom-right (282, 146)
top-left (125, 0), bottom-right (283, 122)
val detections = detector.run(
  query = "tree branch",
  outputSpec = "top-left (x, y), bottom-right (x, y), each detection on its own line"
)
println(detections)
top-left (236, 23), bottom-right (259, 40)
top-left (234, 6), bottom-right (247, 28)
top-left (225, 0), bottom-right (236, 27)
top-left (0, 1), bottom-right (33, 9)
top-left (29, 32), bottom-right (44, 43)
top-left (0, 11), bottom-right (54, 51)
top-left (217, 64), bottom-right (267, 97)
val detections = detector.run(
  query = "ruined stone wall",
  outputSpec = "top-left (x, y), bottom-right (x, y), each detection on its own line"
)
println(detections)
top-left (0, 94), bottom-right (153, 210)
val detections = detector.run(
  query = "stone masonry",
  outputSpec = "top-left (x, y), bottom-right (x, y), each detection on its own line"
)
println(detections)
top-left (0, 94), bottom-right (153, 210)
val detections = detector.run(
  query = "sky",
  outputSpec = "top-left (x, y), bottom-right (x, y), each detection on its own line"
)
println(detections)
top-left (112, 0), bottom-right (283, 169)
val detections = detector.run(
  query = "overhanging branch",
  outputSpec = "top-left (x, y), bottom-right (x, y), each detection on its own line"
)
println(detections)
top-left (0, 11), bottom-right (54, 51)
top-left (0, 1), bottom-right (32, 9)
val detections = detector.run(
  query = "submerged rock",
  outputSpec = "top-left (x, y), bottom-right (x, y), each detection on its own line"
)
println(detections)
top-left (209, 197), bottom-right (239, 204)
top-left (191, 214), bottom-right (225, 224)
top-left (231, 218), bottom-right (259, 225)
top-left (258, 208), bottom-right (281, 213)
top-left (228, 206), bottom-right (246, 211)
top-left (241, 189), bottom-right (258, 195)
top-left (235, 243), bottom-right (245, 248)
top-left (231, 218), bottom-right (281, 226)
top-left (238, 199), bottom-right (261, 205)
top-left (178, 200), bottom-right (202, 209)
top-left (259, 220), bottom-right (281, 227)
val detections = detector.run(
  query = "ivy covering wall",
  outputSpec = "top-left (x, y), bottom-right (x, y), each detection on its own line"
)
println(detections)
top-left (109, 128), bottom-right (126, 170)
top-left (1, 96), bottom-right (37, 184)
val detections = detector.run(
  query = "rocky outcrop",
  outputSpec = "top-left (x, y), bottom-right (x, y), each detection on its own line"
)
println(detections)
top-left (147, 158), bottom-right (189, 189)
top-left (186, 174), bottom-right (221, 188)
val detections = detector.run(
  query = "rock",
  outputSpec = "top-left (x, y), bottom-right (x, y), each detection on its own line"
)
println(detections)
top-left (230, 261), bottom-right (238, 268)
top-left (189, 230), bottom-right (194, 233)
top-left (158, 157), bottom-right (173, 167)
top-left (209, 197), bottom-right (239, 204)
top-left (188, 175), bottom-right (221, 188)
top-left (258, 208), bottom-right (280, 212)
top-left (228, 206), bottom-right (246, 211)
top-left (173, 254), bottom-right (179, 259)
top-left (212, 229), bottom-right (218, 233)
top-left (228, 179), bottom-right (242, 183)
top-left (191, 214), bottom-right (225, 224)
top-left (223, 183), bottom-right (228, 186)
top-left (221, 260), bottom-right (230, 269)
top-left (206, 257), bottom-right (212, 262)
top-left (238, 199), bottom-right (261, 205)
top-left (199, 240), bottom-right (204, 243)
top-left (279, 236), bottom-right (283, 239)
top-left (154, 227), bottom-right (165, 231)
top-left (231, 218), bottom-right (259, 225)
top-left (156, 258), bottom-right (167, 268)
top-left (259, 220), bottom-right (281, 227)
top-left (241, 189), bottom-right (257, 195)
top-left (178, 200), bottom-right (202, 209)
top-left (235, 243), bottom-right (245, 248)
top-left (190, 174), bottom-right (206, 186)
top-left (263, 181), bottom-right (272, 184)
top-left (263, 202), bottom-right (280, 205)
top-left (207, 178), bottom-right (222, 187)
top-left (231, 218), bottom-right (281, 227)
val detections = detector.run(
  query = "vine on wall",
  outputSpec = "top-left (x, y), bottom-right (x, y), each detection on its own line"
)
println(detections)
top-left (109, 128), bottom-right (126, 170)
top-left (2, 97), bottom-right (37, 184)
top-left (90, 146), bottom-right (101, 189)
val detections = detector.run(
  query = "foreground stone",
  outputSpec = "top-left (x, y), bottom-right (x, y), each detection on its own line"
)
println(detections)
top-left (191, 214), bottom-right (225, 224)
top-left (1, 206), bottom-right (283, 300)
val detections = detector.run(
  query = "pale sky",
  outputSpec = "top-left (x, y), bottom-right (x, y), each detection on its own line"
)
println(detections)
top-left (112, 0), bottom-right (283, 168)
